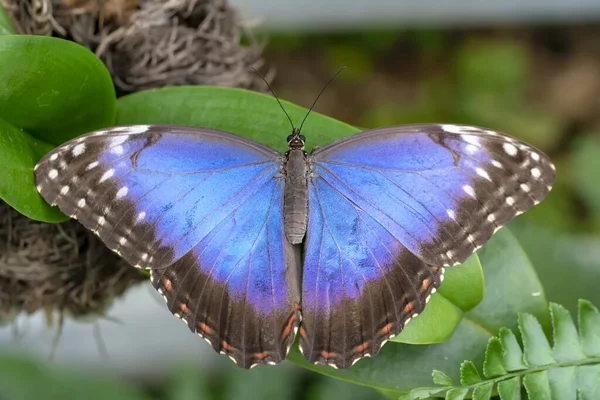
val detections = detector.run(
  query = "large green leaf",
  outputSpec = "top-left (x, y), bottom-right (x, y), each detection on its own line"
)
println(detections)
top-left (116, 85), bottom-right (484, 347)
top-left (466, 228), bottom-right (549, 333)
top-left (116, 86), bottom-right (355, 152)
top-left (0, 35), bottom-right (116, 145)
top-left (0, 117), bottom-right (66, 221)
top-left (511, 224), bottom-right (600, 317)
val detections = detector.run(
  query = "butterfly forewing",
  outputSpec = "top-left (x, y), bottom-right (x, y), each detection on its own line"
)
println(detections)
top-left (300, 123), bottom-right (554, 367)
top-left (34, 125), bottom-right (302, 368)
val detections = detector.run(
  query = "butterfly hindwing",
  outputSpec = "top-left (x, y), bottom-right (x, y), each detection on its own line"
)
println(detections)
top-left (299, 176), bottom-right (444, 368)
top-left (34, 125), bottom-right (302, 368)
top-left (300, 123), bottom-right (554, 367)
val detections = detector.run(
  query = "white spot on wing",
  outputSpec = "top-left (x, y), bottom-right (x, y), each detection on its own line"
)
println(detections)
top-left (462, 185), bottom-right (476, 198)
top-left (531, 152), bottom-right (540, 161)
top-left (465, 144), bottom-right (478, 154)
top-left (136, 211), bottom-right (146, 222)
top-left (48, 169), bottom-right (58, 179)
top-left (77, 198), bottom-right (86, 208)
top-left (86, 161), bottom-right (99, 170)
top-left (110, 135), bottom-right (129, 146)
top-left (72, 143), bottom-right (86, 157)
top-left (60, 186), bottom-right (70, 195)
top-left (98, 216), bottom-right (106, 226)
top-left (531, 167), bottom-right (541, 178)
top-left (475, 167), bottom-right (491, 181)
top-left (112, 145), bottom-right (124, 155)
top-left (520, 183), bottom-right (530, 193)
top-left (503, 143), bottom-right (518, 157)
top-left (446, 209), bottom-right (456, 220)
top-left (116, 186), bottom-right (129, 199)
top-left (506, 196), bottom-right (515, 206)
top-left (441, 124), bottom-right (464, 134)
top-left (491, 160), bottom-right (503, 169)
top-left (50, 153), bottom-right (58, 161)
top-left (100, 169), bottom-right (114, 183)
top-left (463, 135), bottom-right (481, 146)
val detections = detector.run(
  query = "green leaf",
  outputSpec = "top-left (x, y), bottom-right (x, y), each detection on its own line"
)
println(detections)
top-left (499, 328), bottom-right (527, 371)
top-left (466, 228), bottom-right (549, 334)
top-left (0, 118), bottom-right (67, 221)
top-left (522, 371), bottom-right (551, 400)
top-left (511, 225), bottom-right (600, 317)
top-left (551, 303), bottom-right (585, 362)
top-left (483, 337), bottom-right (507, 378)
top-left (579, 300), bottom-right (600, 357)
top-left (518, 313), bottom-right (554, 366)
top-left (432, 370), bottom-right (454, 386)
top-left (575, 364), bottom-right (600, 398)
top-left (437, 254), bottom-right (484, 312)
top-left (398, 387), bottom-right (446, 400)
top-left (116, 86), bottom-right (358, 153)
top-left (0, 35), bottom-right (116, 145)
top-left (0, 3), bottom-right (16, 34)
top-left (393, 293), bottom-right (462, 344)
top-left (472, 381), bottom-right (493, 400)
top-left (460, 361), bottom-right (481, 385)
top-left (445, 388), bottom-right (468, 400)
top-left (547, 366), bottom-right (576, 400)
top-left (497, 377), bottom-right (521, 400)
top-left (400, 300), bottom-right (600, 399)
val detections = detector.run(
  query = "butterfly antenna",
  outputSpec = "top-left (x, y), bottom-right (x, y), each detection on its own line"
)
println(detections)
top-left (298, 66), bottom-right (346, 133)
top-left (250, 67), bottom-right (295, 131)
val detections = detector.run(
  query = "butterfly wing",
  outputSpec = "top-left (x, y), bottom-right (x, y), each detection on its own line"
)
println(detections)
top-left (299, 124), bottom-right (555, 368)
top-left (34, 125), bottom-right (302, 368)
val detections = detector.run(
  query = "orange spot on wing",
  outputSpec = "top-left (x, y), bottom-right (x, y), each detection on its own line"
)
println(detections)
top-left (299, 327), bottom-right (307, 338)
top-left (163, 278), bottom-right (173, 292)
top-left (221, 340), bottom-right (233, 352)
top-left (421, 278), bottom-right (431, 291)
top-left (253, 351), bottom-right (269, 360)
top-left (431, 265), bottom-right (440, 272)
top-left (379, 322), bottom-right (393, 335)
top-left (198, 322), bottom-right (213, 335)
top-left (353, 341), bottom-right (369, 353)
top-left (403, 302), bottom-right (414, 314)
top-left (320, 351), bottom-right (335, 359)
top-left (281, 312), bottom-right (297, 340)
top-left (180, 303), bottom-right (190, 314)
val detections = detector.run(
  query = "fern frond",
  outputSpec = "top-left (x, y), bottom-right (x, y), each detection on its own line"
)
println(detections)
top-left (399, 300), bottom-right (600, 400)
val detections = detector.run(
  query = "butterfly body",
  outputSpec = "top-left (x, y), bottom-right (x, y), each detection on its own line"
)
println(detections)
top-left (34, 122), bottom-right (555, 369)
top-left (283, 147), bottom-right (309, 245)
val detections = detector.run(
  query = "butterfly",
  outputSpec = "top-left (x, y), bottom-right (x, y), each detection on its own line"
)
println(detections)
top-left (33, 121), bottom-right (555, 369)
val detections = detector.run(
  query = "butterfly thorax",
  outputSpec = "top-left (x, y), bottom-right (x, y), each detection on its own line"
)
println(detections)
top-left (283, 148), bottom-right (309, 244)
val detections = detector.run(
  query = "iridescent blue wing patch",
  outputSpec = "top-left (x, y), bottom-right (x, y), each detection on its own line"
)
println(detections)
top-left (299, 124), bottom-right (555, 368)
top-left (34, 125), bottom-right (302, 368)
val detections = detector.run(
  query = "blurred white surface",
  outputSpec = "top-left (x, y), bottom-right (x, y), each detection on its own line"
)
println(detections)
top-left (0, 282), bottom-right (224, 377)
top-left (231, 0), bottom-right (600, 31)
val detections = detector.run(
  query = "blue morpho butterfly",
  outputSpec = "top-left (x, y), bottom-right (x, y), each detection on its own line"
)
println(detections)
top-left (34, 92), bottom-right (555, 370)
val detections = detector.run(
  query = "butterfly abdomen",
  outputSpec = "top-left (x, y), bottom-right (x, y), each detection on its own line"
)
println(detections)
top-left (283, 149), bottom-right (309, 244)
